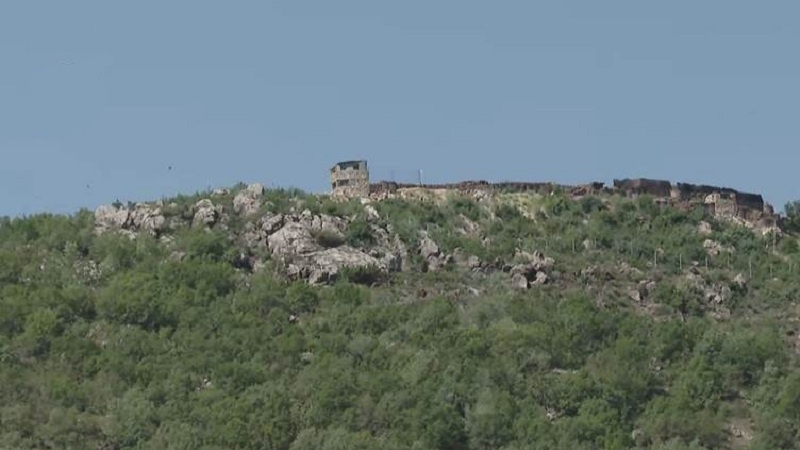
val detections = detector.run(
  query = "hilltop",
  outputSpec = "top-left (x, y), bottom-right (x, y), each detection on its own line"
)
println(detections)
top-left (1, 181), bottom-right (799, 449)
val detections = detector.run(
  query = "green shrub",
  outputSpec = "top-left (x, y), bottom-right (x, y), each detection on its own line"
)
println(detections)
top-left (339, 264), bottom-right (385, 285)
top-left (346, 219), bottom-right (375, 247)
top-left (313, 229), bottom-right (346, 248)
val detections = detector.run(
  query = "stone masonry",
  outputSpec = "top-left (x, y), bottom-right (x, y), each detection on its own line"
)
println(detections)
top-left (330, 160), bottom-right (370, 198)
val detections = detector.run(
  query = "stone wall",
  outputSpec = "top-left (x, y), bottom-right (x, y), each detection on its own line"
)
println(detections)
top-left (613, 178), bottom-right (673, 198)
top-left (369, 180), bottom-right (607, 200)
top-left (347, 163), bottom-right (778, 230)
top-left (331, 161), bottom-right (369, 198)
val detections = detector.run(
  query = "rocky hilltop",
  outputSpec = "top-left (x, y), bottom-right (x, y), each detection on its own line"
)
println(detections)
top-left (369, 177), bottom-right (779, 234)
top-left (93, 178), bottom-right (783, 295)
top-left (3, 178), bottom-right (800, 449)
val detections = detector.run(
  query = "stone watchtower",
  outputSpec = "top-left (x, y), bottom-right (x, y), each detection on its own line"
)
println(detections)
top-left (330, 160), bottom-right (370, 198)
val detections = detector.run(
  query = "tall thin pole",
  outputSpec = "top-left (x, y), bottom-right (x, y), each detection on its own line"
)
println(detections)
top-left (418, 170), bottom-right (423, 186)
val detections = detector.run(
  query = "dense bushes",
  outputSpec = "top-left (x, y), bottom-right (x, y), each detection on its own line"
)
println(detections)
top-left (0, 189), bottom-right (799, 449)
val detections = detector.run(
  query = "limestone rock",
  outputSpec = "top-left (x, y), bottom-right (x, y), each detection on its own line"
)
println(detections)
top-left (698, 221), bottom-right (713, 236)
top-left (511, 272), bottom-right (529, 290)
top-left (95, 203), bottom-right (165, 236)
top-left (268, 222), bottom-right (320, 256)
top-left (193, 199), bottom-right (222, 227)
top-left (305, 246), bottom-right (384, 285)
top-left (629, 280), bottom-right (656, 302)
top-left (95, 204), bottom-right (131, 232)
top-left (419, 232), bottom-right (450, 271)
top-left (467, 255), bottom-right (482, 270)
top-left (233, 183), bottom-right (265, 216)
top-left (703, 239), bottom-right (732, 257)
top-left (169, 251), bottom-right (187, 263)
top-left (130, 203), bottom-right (166, 235)
top-left (510, 251), bottom-right (554, 289)
top-left (364, 204), bottom-right (380, 221)
top-left (262, 214), bottom-right (285, 235)
top-left (733, 273), bottom-right (748, 290)
top-left (420, 234), bottom-right (440, 260)
top-left (531, 271), bottom-right (549, 286)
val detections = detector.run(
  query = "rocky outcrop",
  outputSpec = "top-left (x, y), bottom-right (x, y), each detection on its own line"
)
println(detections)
top-left (698, 221), bottom-right (713, 236)
top-left (510, 250), bottom-right (554, 289)
top-left (242, 210), bottom-right (400, 285)
top-left (95, 203), bottom-right (166, 236)
top-left (193, 199), bottom-right (223, 228)
top-left (233, 183), bottom-right (265, 216)
top-left (703, 239), bottom-right (733, 257)
top-left (453, 248), bottom-right (483, 272)
top-left (419, 232), bottom-right (451, 272)
top-left (130, 203), bottom-right (166, 235)
top-left (95, 204), bottom-right (132, 232)
top-left (628, 280), bottom-right (656, 303)
top-left (288, 247), bottom-right (384, 285)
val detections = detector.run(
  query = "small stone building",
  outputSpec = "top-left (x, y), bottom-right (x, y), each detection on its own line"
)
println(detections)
top-left (330, 160), bottom-right (370, 198)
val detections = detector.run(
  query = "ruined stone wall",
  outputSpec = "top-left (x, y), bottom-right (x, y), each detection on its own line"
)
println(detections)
top-left (613, 179), bottom-right (673, 198)
top-left (368, 180), bottom-right (607, 200)
top-left (363, 173), bottom-right (778, 231)
top-left (734, 192), bottom-right (766, 217)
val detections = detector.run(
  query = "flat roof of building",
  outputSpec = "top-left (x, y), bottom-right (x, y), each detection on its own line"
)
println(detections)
top-left (330, 160), bottom-right (367, 171)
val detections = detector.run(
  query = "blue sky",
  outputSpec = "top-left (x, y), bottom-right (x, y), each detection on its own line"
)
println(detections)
top-left (1, 1), bottom-right (798, 216)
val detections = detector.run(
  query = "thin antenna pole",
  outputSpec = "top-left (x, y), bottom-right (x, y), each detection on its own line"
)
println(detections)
top-left (418, 170), bottom-right (423, 186)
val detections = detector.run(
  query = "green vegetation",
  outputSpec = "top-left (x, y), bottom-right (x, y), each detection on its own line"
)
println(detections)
top-left (0, 188), bottom-right (799, 449)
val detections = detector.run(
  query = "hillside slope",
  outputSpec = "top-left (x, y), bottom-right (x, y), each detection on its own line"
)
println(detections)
top-left (1, 183), bottom-right (799, 449)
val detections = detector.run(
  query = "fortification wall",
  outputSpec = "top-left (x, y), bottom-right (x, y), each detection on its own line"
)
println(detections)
top-left (364, 176), bottom-right (776, 230)
top-left (613, 178), bottom-right (673, 198)
top-left (369, 180), bottom-right (607, 200)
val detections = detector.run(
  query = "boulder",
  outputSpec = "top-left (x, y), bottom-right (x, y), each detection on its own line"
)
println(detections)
top-left (703, 239), bottom-right (732, 257)
top-left (733, 273), bottom-right (748, 290)
top-left (531, 271), bottom-right (549, 286)
top-left (262, 214), bottom-right (285, 235)
top-left (95, 203), bottom-right (165, 236)
top-left (304, 246), bottom-right (385, 285)
top-left (268, 222), bottom-right (320, 256)
top-left (510, 251), bottom-right (554, 289)
top-left (193, 199), bottom-right (222, 227)
top-left (698, 221), bottom-right (713, 236)
top-left (629, 280), bottom-right (656, 302)
top-left (511, 272), bottom-right (529, 290)
top-left (129, 203), bottom-right (166, 236)
top-left (364, 204), bottom-right (380, 222)
top-left (419, 232), bottom-right (450, 271)
top-left (95, 204), bottom-right (131, 232)
top-left (233, 183), bottom-right (265, 216)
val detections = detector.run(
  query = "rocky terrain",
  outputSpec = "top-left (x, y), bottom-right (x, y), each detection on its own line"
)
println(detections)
top-left (2, 180), bottom-right (800, 449)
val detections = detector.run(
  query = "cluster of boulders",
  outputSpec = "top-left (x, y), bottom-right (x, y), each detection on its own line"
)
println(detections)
top-left (509, 250), bottom-right (554, 289)
top-left (95, 197), bottom-right (227, 237)
top-left (703, 239), bottom-right (734, 257)
top-left (192, 199), bottom-right (224, 228)
top-left (243, 209), bottom-right (405, 285)
top-left (419, 232), bottom-right (451, 272)
top-left (95, 202), bottom-right (166, 237)
top-left (233, 183), bottom-right (265, 216)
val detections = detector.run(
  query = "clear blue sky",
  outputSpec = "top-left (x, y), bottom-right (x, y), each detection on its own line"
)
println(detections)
top-left (1, 1), bottom-right (798, 216)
